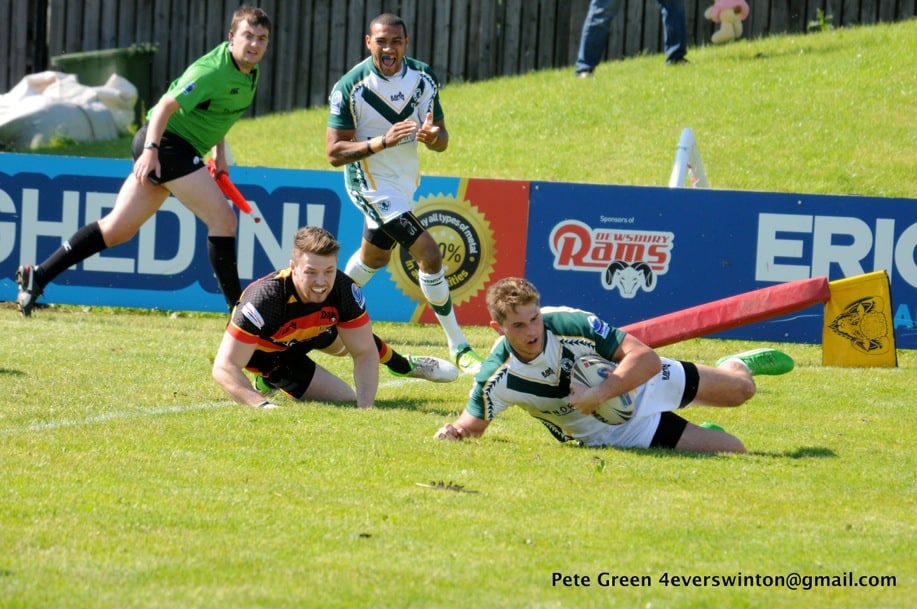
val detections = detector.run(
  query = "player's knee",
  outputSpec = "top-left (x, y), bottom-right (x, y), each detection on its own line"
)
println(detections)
top-left (721, 434), bottom-right (746, 454)
top-left (410, 235), bottom-right (443, 270)
top-left (718, 374), bottom-right (756, 405)
top-left (362, 248), bottom-right (391, 269)
top-left (99, 224), bottom-right (137, 247)
top-left (209, 208), bottom-right (238, 235)
top-left (733, 377), bottom-right (756, 404)
top-left (417, 256), bottom-right (443, 274)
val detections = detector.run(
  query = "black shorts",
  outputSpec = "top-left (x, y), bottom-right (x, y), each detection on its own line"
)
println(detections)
top-left (649, 412), bottom-right (689, 449)
top-left (648, 361), bottom-right (699, 449)
top-left (249, 328), bottom-right (339, 400)
top-left (132, 125), bottom-right (206, 184)
top-left (363, 212), bottom-right (425, 251)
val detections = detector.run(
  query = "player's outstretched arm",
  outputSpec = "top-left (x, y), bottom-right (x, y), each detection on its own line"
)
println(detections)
top-left (435, 411), bottom-right (489, 440)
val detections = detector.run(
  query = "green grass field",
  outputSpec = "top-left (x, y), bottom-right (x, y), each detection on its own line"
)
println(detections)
top-left (3, 21), bottom-right (916, 609)
top-left (1, 309), bottom-right (914, 608)
top-left (31, 21), bottom-right (916, 199)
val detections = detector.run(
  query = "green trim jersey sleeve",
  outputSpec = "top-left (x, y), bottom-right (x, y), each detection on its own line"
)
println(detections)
top-left (465, 306), bottom-right (627, 443)
top-left (327, 57), bottom-right (444, 213)
top-left (157, 42), bottom-right (259, 155)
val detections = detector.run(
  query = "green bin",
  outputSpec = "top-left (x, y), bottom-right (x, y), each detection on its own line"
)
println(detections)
top-left (50, 43), bottom-right (158, 126)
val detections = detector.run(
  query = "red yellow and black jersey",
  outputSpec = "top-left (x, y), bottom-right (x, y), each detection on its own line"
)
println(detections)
top-left (227, 268), bottom-right (370, 373)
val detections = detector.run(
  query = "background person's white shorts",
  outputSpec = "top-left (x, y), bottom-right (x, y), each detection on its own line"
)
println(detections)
top-left (351, 183), bottom-right (414, 229)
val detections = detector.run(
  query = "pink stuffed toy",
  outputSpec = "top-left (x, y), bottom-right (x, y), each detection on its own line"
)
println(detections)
top-left (704, 0), bottom-right (750, 44)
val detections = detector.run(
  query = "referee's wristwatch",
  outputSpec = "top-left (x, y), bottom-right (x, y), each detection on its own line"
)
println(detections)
top-left (143, 141), bottom-right (159, 151)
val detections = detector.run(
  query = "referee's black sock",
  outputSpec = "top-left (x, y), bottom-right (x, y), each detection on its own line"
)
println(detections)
top-left (207, 236), bottom-right (242, 310)
top-left (36, 221), bottom-right (108, 288)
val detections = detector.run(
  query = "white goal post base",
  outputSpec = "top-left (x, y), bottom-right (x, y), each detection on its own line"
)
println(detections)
top-left (668, 127), bottom-right (709, 188)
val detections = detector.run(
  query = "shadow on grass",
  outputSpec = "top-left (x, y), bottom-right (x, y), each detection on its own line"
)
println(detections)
top-left (748, 446), bottom-right (838, 459)
top-left (0, 368), bottom-right (25, 376)
top-left (577, 445), bottom-right (837, 459)
top-left (605, 447), bottom-right (725, 459)
top-left (374, 398), bottom-right (437, 412)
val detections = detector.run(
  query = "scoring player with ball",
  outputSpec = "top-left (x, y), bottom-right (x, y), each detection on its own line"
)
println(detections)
top-left (434, 277), bottom-right (795, 453)
top-left (569, 354), bottom-right (638, 426)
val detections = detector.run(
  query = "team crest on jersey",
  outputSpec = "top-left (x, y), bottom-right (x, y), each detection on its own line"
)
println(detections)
top-left (587, 315), bottom-right (611, 338)
top-left (351, 284), bottom-right (366, 308)
top-left (242, 302), bottom-right (265, 330)
top-left (329, 90), bottom-right (342, 115)
top-left (181, 82), bottom-right (197, 96)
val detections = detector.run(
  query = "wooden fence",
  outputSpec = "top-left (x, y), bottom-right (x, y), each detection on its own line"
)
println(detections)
top-left (2, 0), bottom-right (914, 119)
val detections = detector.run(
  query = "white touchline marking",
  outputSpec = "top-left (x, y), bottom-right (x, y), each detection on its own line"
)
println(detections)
top-left (0, 401), bottom-right (231, 435)
top-left (0, 379), bottom-right (418, 435)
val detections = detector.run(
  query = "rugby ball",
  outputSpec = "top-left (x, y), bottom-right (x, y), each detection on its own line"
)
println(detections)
top-left (570, 354), bottom-right (636, 425)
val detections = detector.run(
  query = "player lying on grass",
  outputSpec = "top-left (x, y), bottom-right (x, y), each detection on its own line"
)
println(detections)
top-left (213, 226), bottom-right (458, 409)
top-left (434, 277), bottom-right (794, 453)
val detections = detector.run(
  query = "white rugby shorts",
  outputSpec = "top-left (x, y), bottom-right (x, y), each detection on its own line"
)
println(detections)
top-left (578, 357), bottom-right (687, 449)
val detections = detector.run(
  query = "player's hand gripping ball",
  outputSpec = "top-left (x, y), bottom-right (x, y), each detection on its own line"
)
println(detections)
top-left (570, 354), bottom-right (637, 425)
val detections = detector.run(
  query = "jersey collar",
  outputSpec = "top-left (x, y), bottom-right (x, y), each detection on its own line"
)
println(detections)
top-left (370, 59), bottom-right (407, 81)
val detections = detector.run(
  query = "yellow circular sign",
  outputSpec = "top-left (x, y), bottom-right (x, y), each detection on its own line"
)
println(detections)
top-left (390, 194), bottom-right (495, 306)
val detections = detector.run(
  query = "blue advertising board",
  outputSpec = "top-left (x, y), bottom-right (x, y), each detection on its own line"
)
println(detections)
top-left (2, 153), bottom-right (915, 349)
top-left (525, 182), bottom-right (917, 348)
top-left (0, 153), bottom-right (467, 321)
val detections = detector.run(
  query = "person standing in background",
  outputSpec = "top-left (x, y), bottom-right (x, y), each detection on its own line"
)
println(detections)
top-left (575, 0), bottom-right (689, 77)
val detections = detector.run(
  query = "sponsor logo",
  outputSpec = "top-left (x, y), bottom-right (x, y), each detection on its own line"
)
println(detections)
top-left (329, 90), bottom-right (342, 115)
top-left (351, 284), bottom-right (366, 308)
top-left (587, 315), bottom-right (611, 339)
top-left (230, 87), bottom-right (239, 95)
top-left (755, 213), bottom-right (917, 287)
top-left (546, 403), bottom-right (577, 417)
top-left (181, 82), bottom-right (197, 95)
top-left (242, 302), bottom-right (264, 329)
top-left (397, 214), bottom-right (419, 237)
top-left (550, 220), bottom-right (673, 299)
top-left (390, 92), bottom-right (405, 102)
top-left (320, 310), bottom-right (338, 322)
top-left (391, 193), bottom-right (495, 306)
top-left (2, 170), bottom-right (341, 298)
top-left (828, 295), bottom-right (892, 354)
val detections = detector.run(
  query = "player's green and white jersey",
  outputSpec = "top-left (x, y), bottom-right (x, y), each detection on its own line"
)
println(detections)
top-left (328, 57), bottom-right (444, 216)
top-left (157, 42), bottom-right (260, 155)
top-left (466, 306), bottom-right (628, 443)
